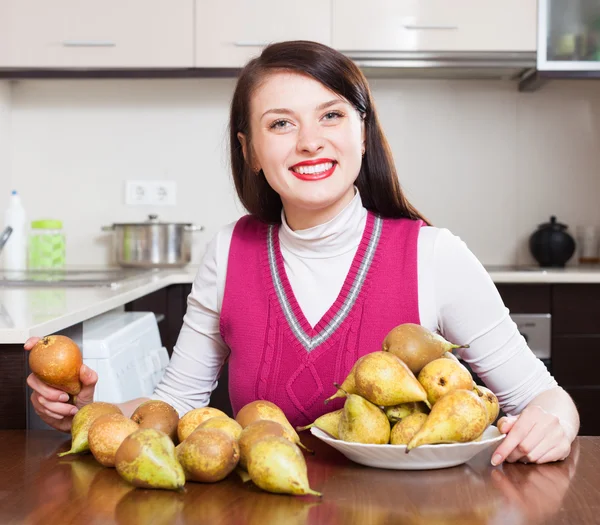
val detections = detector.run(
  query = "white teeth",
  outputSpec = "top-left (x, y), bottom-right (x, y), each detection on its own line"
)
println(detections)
top-left (292, 162), bottom-right (334, 175)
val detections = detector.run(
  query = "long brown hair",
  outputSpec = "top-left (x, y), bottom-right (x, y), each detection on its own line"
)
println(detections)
top-left (229, 40), bottom-right (429, 224)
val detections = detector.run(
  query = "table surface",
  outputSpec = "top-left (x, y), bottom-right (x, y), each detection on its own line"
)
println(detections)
top-left (1, 431), bottom-right (598, 525)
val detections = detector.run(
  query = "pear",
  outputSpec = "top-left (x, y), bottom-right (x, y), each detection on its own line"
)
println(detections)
top-left (177, 407), bottom-right (227, 442)
top-left (246, 436), bottom-right (321, 497)
top-left (338, 393), bottom-right (390, 445)
top-left (131, 400), bottom-right (179, 443)
top-left (177, 428), bottom-right (240, 483)
top-left (390, 412), bottom-right (428, 445)
top-left (29, 335), bottom-right (83, 396)
top-left (238, 420), bottom-right (297, 470)
top-left (382, 324), bottom-right (468, 375)
top-left (354, 351), bottom-right (428, 406)
top-left (418, 358), bottom-right (474, 406)
top-left (296, 409), bottom-right (343, 439)
top-left (474, 385), bottom-right (500, 426)
top-left (115, 428), bottom-right (185, 491)
top-left (407, 389), bottom-right (488, 451)
top-left (58, 401), bottom-right (122, 457)
top-left (235, 400), bottom-right (310, 453)
top-left (197, 416), bottom-right (243, 442)
top-left (88, 413), bottom-right (139, 467)
top-left (324, 355), bottom-right (367, 403)
top-left (385, 402), bottom-right (429, 424)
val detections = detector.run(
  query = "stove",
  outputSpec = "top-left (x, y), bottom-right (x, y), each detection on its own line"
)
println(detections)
top-left (0, 268), bottom-right (153, 288)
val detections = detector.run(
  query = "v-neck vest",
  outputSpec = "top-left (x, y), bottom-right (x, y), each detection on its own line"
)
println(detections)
top-left (220, 212), bottom-right (423, 428)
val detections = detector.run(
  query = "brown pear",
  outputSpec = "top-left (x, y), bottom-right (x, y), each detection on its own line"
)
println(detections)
top-left (238, 420), bottom-right (296, 470)
top-left (197, 416), bottom-right (243, 442)
top-left (390, 412), bottom-right (428, 445)
top-left (131, 400), bottom-right (179, 443)
top-left (29, 335), bottom-right (83, 395)
top-left (384, 402), bottom-right (429, 424)
top-left (115, 429), bottom-right (185, 491)
top-left (407, 389), bottom-right (488, 450)
top-left (324, 355), bottom-right (367, 403)
top-left (177, 407), bottom-right (227, 442)
top-left (418, 358), bottom-right (474, 406)
top-left (89, 413), bottom-right (139, 467)
top-left (235, 400), bottom-right (309, 452)
top-left (354, 351), bottom-right (428, 406)
top-left (338, 393), bottom-right (390, 445)
top-left (58, 401), bottom-right (122, 457)
top-left (474, 385), bottom-right (500, 426)
top-left (177, 428), bottom-right (240, 482)
top-left (382, 324), bottom-right (468, 375)
top-left (246, 436), bottom-right (321, 496)
top-left (296, 409), bottom-right (343, 439)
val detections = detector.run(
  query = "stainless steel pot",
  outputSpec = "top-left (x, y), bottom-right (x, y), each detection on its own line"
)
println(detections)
top-left (102, 215), bottom-right (204, 268)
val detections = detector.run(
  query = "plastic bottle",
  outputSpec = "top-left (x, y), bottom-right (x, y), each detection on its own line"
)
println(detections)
top-left (3, 190), bottom-right (27, 271)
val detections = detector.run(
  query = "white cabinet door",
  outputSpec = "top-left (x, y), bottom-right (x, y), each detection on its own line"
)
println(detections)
top-left (333, 0), bottom-right (537, 53)
top-left (196, 0), bottom-right (332, 67)
top-left (1, 0), bottom-right (194, 68)
top-left (0, 3), bottom-right (10, 66)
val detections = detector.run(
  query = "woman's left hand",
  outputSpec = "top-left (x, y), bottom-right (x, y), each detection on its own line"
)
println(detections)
top-left (491, 405), bottom-right (574, 466)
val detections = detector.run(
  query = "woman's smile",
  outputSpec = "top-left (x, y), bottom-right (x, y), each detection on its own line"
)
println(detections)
top-left (289, 158), bottom-right (338, 181)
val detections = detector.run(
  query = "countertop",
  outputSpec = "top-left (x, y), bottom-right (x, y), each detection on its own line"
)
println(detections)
top-left (2, 264), bottom-right (600, 344)
top-left (0, 431), bottom-right (596, 525)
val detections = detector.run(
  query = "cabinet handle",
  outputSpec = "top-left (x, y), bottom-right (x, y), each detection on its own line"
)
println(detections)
top-left (62, 40), bottom-right (116, 47)
top-left (233, 41), bottom-right (270, 47)
top-left (402, 24), bottom-right (458, 31)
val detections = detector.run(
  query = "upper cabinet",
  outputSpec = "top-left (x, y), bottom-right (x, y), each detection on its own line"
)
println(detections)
top-left (0, 0), bottom-right (194, 68)
top-left (332, 0), bottom-right (537, 53)
top-left (195, 0), bottom-right (332, 68)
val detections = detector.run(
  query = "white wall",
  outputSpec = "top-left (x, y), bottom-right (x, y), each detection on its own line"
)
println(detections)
top-left (8, 77), bottom-right (600, 267)
top-left (0, 82), bottom-right (11, 218)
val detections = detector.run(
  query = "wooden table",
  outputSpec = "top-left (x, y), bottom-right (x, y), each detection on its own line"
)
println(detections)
top-left (1, 431), bottom-right (598, 525)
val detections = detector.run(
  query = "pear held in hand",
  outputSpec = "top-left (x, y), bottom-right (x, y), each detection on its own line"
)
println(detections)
top-left (296, 409), bottom-right (343, 439)
top-left (407, 389), bottom-right (488, 451)
top-left (58, 401), bottom-right (122, 457)
top-left (390, 412), bottom-right (428, 445)
top-left (382, 324), bottom-right (468, 375)
top-left (474, 385), bottom-right (500, 426)
top-left (29, 335), bottom-right (83, 396)
top-left (247, 436), bottom-right (321, 496)
top-left (418, 358), bottom-right (474, 406)
top-left (131, 400), bottom-right (179, 443)
top-left (354, 351), bottom-right (428, 406)
top-left (338, 393), bottom-right (390, 445)
top-left (115, 428), bottom-right (185, 491)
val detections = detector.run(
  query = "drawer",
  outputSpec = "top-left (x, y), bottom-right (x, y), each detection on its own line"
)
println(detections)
top-left (553, 336), bottom-right (600, 387)
top-left (553, 285), bottom-right (600, 335)
top-left (496, 284), bottom-right (551, 314)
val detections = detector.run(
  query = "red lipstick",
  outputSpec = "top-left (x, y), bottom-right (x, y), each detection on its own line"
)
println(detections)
top-left (289, 158), bottom-right (337, 181)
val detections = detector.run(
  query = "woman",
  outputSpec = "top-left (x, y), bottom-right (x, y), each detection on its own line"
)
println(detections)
top-left (25, 41), bottom-right (578, 466)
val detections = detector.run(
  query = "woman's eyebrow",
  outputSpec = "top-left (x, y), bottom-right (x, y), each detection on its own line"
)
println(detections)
top-left (260, 99), bottom-right (343, 120)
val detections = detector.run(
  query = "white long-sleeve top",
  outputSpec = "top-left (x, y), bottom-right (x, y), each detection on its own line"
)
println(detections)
top-left (153, 191), bottom-right (557, 416)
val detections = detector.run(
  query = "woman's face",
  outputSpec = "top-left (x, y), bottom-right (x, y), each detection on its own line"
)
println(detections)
top-left (239, 71), bottom-right (365, 229)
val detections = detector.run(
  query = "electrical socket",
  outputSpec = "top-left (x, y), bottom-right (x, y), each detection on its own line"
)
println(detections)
top-left (125, 180), bottom-right (177, 206)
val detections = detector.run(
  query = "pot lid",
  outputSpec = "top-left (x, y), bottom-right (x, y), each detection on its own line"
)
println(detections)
top-left (110, 214), bottom-right (193, 227)
top-left (537, 215), bottom-right (569, 231)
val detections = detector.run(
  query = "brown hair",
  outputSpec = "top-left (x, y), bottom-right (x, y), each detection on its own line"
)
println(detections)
top-left (229, 40), bottom-right (429, 224)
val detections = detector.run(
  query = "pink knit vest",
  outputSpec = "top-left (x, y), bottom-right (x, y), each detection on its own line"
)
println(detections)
top-left (220, 211), bottom-right (422, 427)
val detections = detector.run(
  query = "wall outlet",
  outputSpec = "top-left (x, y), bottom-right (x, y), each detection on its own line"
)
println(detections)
top-left (125, 180), bottom-right (177, 206)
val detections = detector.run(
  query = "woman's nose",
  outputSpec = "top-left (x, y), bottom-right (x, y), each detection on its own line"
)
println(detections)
top-left (296, 124), bottom-right (325, 154)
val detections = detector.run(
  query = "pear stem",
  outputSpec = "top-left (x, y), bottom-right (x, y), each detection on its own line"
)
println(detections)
top-left (297, 441), bottom-right (315, 455)
top-left (451, 343), bottom-right (470, 349)
top-left (296, 423), bottom-right (314, 432)
top-left (304, 488), bottom-right (323, 497)
top-left (324, 383), bottom-right (344, 405)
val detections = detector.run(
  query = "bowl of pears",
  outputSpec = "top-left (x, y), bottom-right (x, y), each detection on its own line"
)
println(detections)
top-left (299, 323), bottom-right (506, 470)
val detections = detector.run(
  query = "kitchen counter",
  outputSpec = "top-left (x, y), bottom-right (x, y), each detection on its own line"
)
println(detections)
top-left (0, 431), bottom-right (596, 525)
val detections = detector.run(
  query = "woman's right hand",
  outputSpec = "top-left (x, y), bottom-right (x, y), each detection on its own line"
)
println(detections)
top-left (24, 336), bottom-right (98, 433)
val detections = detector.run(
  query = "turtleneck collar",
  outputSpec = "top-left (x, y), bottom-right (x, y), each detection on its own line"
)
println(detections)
top-left (279, 188), bottom-right (368, 259)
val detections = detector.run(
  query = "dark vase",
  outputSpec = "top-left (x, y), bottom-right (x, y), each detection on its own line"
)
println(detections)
top-left (529, 216), bottom-right (576, 268)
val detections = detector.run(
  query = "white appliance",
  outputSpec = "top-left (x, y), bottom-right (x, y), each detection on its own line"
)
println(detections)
top-left (82, 311), bottom-right (169, 403)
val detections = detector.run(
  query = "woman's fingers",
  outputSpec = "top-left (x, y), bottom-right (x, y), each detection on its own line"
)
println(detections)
top-left (26, 374), bottom-right (70, 403)
top-left (23, 337), bottom-right (41, 351)
top-left (37, 395), bottom-right (78, 418)
top-left (492, 414), bottom-right (535, 465)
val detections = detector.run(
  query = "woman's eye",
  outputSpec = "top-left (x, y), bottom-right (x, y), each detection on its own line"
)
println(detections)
top-left (269, 120), bottom-right (290, 130)
top-left (322, 111), bottom-right (344, 122)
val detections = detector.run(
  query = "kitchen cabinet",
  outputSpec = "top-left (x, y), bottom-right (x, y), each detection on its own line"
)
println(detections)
top-left (0, 0), bottom-right (194, 68)
top-left (195, 0), bottom-right (332, 68)
top-left (332, 0), bottom-right (537, 53)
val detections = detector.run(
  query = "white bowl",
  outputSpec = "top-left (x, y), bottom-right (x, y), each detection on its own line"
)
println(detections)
top-left (310, 425), bottom-right (506, 470)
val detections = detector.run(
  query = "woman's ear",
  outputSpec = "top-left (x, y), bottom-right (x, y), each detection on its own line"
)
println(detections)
top-left (237, 132), bottom-right (260, 172)
top-left (360, 120), bottom-right (366, 156)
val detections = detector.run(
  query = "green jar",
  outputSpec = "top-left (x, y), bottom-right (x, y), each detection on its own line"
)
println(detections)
top-left (29, 219), bottom-right (66, 269)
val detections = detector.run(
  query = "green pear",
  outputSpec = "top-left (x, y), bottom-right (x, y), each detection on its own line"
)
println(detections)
top-left (384, 402), bottom-right (429, 424)
top-left (390, 412), bottom-right (428, 445)
top-left (418, 358), bottom-right (474, 406)
top-left (324, 355), bottom-right (367, 403)
top-left (238, 420), bottom-right (296, 471)
top-left (338, 393), bottom-right (390, 445)
top-left (407, 389), bottom-right (488, 451)
top-left (296, 409), bottom-right (343, 439)
top-left (247, 436), bottom-right (321, 497)
top-left (382, 323), bottom-right (468, 374)
top-left (58, 401), bottom-right (122, 457)
top-left (197, 416), bottom-right (243, 442)
top-left (115, 428), bottom-right (185, 491)
top-left (354, 351), bottom-right (428, 406)
top-left (474, 385), bottom-right (500, 426)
